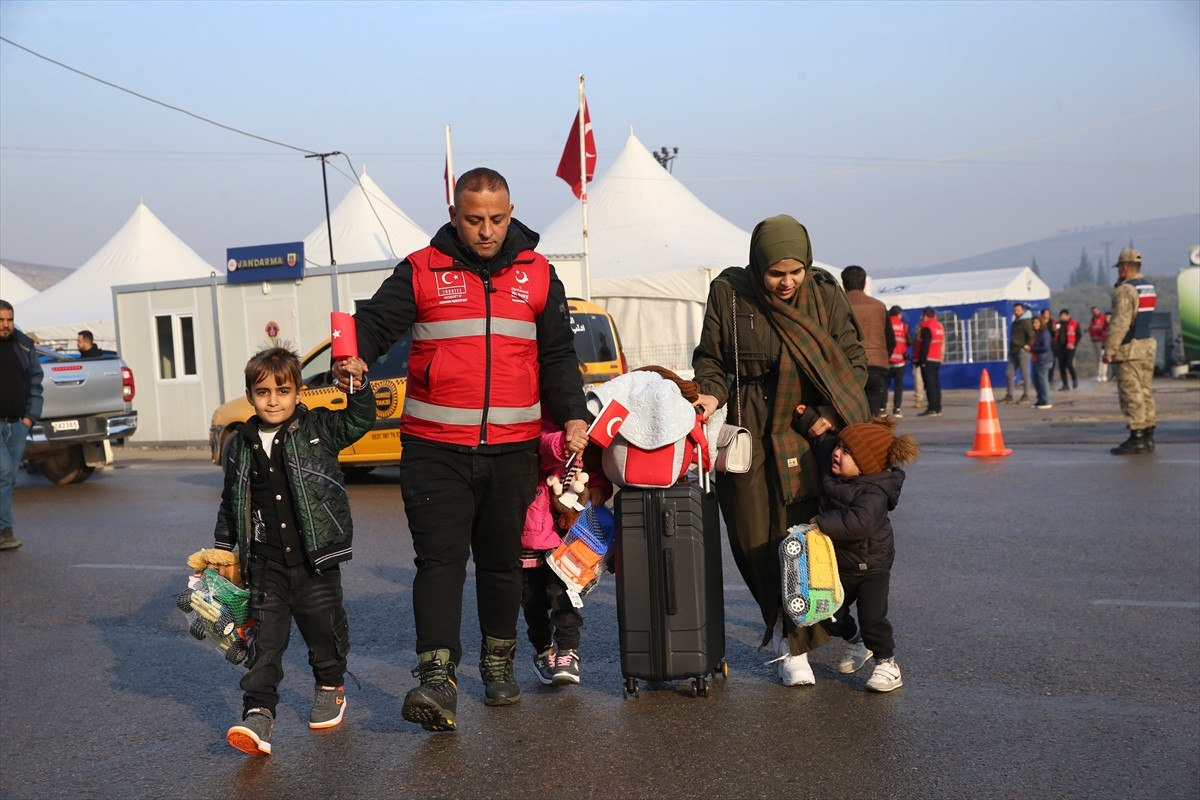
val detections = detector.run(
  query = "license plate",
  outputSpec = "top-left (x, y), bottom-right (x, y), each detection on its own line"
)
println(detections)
top-left (51, 419), bottom-right (80, 432)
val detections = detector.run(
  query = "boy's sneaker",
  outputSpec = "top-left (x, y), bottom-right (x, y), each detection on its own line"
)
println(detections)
top-left (838, 638), bottom-right (873, 674)
top-left (402, 649), bottom-right (458, 732)
top-left (309, 684), bottom-right (346, 729)
top-left (479, 636), bottom-right (521, 706)
top-left (532, 646), bottom-right (556, 686)
top-left (552, 649), bottom-right (581, 685)
top-left (865, 657), bottom-right (903, 692)
top-left (227, 708), bottom-right (274, 756)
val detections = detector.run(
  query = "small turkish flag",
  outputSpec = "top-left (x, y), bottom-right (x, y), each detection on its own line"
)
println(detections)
top-left (587, 398), bottom-right (629, 448)
top-left (331, 312), bottom-right (358, 360)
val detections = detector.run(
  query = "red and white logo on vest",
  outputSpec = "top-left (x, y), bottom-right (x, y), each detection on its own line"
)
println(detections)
top-left (436, 269), bottom-right (467, 304)
top-left (510, 269), bottom-right (531, 304)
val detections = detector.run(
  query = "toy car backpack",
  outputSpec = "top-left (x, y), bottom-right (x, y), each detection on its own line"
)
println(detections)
top-left (602, 416), bottom-right (710, 489)
top-left (779, 523), bottom-right (844, 627)
top-left (176, 567), bottom-right (254, 666)
top-left (546, 502), bottom-right (616, 607)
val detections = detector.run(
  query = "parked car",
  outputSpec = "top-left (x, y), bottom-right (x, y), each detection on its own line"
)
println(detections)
top-left (27, 346), bottom-right (138, 484)
top-left (209, 336), bottom-right (410, 474)
top-left (568, 298), bottom-right (627, 387)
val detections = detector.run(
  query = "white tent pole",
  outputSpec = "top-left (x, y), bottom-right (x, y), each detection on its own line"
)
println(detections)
top-left (578, 74), bottom-right (591, 301)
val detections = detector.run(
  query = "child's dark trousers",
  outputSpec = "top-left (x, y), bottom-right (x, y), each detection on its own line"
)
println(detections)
top-left (521, 562), bottom-right (582, 652)
top-left (821, 570), bottom-right (895, 660)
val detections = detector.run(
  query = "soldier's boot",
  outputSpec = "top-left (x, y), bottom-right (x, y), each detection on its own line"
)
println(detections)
top-left (1110, 429), bottom-right (1150, 455)
top-left (479, 636), bottom-right (521, 706)
top-left (402, 649), bottom-right (458, 732)
top-left (1144, 426), bottom-right (1156, 452)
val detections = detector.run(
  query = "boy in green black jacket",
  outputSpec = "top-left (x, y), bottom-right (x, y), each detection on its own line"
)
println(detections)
top-left (213, 345), bottom-right (375, 757)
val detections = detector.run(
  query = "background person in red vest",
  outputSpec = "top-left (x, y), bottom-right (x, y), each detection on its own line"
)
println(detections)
top-left (1104, 248), bottom-right (1158, 455)
top-left (333, 167), bottom-right (588, 732)
top-left (841, 265), bottom-right (894, 417)
top-left (1055, 308), bottom-right (1081, 390)
top-left (1088, 305), bottom-right (1110, 382)
top-left (914, 307), bottom-right (944, 417)
top-left (886, 305), bottom-right (909, 418)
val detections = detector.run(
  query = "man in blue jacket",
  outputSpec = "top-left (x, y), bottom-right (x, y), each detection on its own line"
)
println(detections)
top-left (0, 299), bottom-right (45, 551)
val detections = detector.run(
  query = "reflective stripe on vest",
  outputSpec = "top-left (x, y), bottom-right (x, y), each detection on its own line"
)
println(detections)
top-left (889, 318), bottom-right (908, 364)
top-left (1124, 278), bottom-right (1158, 343)
top-left (403, 245), bottom-right (550, 446)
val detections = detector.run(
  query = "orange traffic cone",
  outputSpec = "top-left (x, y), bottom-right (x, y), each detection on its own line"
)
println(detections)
top-left (966, 369), bottom-right (1013, 458)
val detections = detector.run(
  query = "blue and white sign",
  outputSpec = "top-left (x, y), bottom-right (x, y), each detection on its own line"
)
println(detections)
top-left (226, 242), bottom-right (304, 284)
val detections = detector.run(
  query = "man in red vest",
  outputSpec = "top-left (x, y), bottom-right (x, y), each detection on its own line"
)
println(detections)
top-left (914, 307), bottom-right (944, 417)
top-left (886, 305), bottom-right (909, 417)
top-left (334, 168), bottom-right (588, 731)
top-left (1055, 309), bottom-right (1081, 390)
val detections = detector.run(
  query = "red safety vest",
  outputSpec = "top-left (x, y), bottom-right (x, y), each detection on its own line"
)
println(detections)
top-left (919, 316), bottom-right (944, 362)
top-left (402, 245), bottom-right (550, 446)
top-left (889, 316), bottom-right (909, 365)
top-left (1059, 318), bottom-right (1081, 350)
top-left (1088, 313), bottom-right (1108, 343)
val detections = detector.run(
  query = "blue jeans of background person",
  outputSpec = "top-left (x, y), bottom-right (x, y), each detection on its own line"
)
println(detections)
top-left (1, 419), bottom-right (30, 532)
top-left (1034, 360), bottom-right (1053, 406)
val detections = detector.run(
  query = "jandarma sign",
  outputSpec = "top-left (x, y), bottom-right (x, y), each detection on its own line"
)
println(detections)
top-left (226, 242), bottom-right (304, 284)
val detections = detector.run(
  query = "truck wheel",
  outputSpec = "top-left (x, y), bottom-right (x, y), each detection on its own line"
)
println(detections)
top-left (38, 446), bottom-right (94, 485)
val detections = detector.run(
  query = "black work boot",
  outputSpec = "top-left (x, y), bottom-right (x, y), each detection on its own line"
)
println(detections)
top-left (402, 649), bottom-right (458, 732)
top-left (479, 636), bottom-right (521, 706)
top-left (1111, 429), bottom-right (1150, 455)
top-left (1144, 426), bottom-right (1156, 452)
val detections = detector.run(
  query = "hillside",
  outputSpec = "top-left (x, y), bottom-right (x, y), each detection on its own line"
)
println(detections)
top-left (884, 213), bottom-right (1199, 290)
top-left (1, 259), bottom-right (73, 291)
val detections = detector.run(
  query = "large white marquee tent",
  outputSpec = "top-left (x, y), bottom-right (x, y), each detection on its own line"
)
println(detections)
top-left (15, 202), bottom-right (217, 347)
top-left (1, 264), bottom-right (39, 304)
top-left (303, 168), bottom-right (431, 268)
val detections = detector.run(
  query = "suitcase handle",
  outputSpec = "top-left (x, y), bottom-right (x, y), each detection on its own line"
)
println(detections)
top-left (662, 546), bottom-right (677, 615)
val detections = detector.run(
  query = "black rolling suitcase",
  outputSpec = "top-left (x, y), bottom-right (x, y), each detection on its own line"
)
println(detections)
top-left (614, 481), bottom-right (727, 698)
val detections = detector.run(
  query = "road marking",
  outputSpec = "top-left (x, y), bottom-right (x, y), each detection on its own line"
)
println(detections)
top-left (1091, 599), bottom-right (1200, 609)
top-left (72, 564), bottom-right (180, 570)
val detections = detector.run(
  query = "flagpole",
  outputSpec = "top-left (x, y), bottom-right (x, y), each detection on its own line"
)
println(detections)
top-left (577, 74), bottom-right (592, 301)
top-left (444, 124), bottom-right (456, 205)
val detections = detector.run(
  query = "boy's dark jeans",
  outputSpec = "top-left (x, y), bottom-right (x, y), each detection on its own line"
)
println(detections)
top-left (398, 441), bottom-right (538, 665)
top-left (820, 570), bottom-right (895, 660)
top-left (521, 563), bottom-right (582, 651)
top-left (241, 556), bottom-right (349, 716)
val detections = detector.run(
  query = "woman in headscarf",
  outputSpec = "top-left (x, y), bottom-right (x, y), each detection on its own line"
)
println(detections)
top-left (693, 215), bottom-right (870, 685)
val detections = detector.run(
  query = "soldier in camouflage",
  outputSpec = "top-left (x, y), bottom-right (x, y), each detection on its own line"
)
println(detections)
top-left (1103, 248), bottom-right (1157, 455)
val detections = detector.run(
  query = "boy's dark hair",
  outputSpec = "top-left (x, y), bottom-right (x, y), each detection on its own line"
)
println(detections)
top-left (244, 345), bottom-right (302, 392)
top-left (841, 265), bottom-right (867, 291)
top-left (454, 167), bottom-right (509, 203)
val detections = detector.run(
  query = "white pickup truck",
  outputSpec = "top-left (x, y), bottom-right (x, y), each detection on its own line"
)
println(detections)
top-left (25, 347), bottom-right (138, 484)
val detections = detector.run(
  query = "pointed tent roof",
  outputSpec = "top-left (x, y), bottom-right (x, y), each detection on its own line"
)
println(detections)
top-left (1, 264), bottom-right (39, 304)
top-left (538, 133), bottom-right (752, 279)
top-left (15, 201), bottom-right (217, 343)
top-left (303, 169), bottom-right (431, 267)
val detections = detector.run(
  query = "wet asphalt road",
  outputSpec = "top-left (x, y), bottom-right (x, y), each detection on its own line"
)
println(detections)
top-left (1, 379), bottom-right (1197, 800)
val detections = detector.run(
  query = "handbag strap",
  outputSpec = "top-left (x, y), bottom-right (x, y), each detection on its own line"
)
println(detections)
top-left (731, 290), bottom-right (743, 426)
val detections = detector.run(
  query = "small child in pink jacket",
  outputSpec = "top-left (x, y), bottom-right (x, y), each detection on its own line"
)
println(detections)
top-left (521, 414), bottom-right (612, 687)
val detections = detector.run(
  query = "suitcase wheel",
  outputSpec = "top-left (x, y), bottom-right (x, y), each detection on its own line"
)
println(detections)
top-left (622, 677), bottom-right (639, 700)
top-left (692, 675), bottom-right (709, 697)
top-left (712, 660), bottom-right (729, 680)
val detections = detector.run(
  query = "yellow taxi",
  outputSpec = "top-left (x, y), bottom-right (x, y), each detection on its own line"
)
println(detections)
top-left (209, 336), bottom-right (410, 474)
top-left (568, 298), bottom-right (627, 387)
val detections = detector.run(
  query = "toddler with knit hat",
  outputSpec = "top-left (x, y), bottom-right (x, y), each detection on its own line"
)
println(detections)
top-left (806, 413), bottom-right (918, 692)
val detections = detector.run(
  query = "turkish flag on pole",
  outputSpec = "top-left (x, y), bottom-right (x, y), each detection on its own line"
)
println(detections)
top-left (331, 312), bottom-right (358, 360)
top-left (587, 398), bottom-right (629, 448)
top-left (555, 97), bottom-right (596, 199)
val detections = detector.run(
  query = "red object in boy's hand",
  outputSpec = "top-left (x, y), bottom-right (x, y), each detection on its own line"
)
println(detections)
top-left (331, 312), bottom-right (358, 360)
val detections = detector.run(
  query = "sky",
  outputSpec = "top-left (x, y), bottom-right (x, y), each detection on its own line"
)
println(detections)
top-left (1, 0), bottom-right (1198, 276)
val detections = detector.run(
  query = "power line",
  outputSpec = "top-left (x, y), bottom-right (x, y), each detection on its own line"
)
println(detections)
top-left (0, 36), bottom-right (318, 156)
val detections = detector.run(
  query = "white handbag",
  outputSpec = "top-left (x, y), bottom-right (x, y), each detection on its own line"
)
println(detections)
top-left (715, 289), bottom-right (753, 474)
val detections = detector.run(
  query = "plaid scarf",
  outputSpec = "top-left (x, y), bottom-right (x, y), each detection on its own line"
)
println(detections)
top-left (718, 265), bottom-right (870, 502)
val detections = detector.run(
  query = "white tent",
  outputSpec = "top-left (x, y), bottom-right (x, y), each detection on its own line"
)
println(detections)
top-left (303, 168), bottom-right (431, 267)
top-left (539, 133), bottom-right (837, 373)
top-left (538, 133), bottom-right (751, 372)
top-left (1, 264), bottom-right (39, 304)
top-left (14, 202), bottom-right (217, 346)
top-left (869, 266), bottom-right (1050, 309)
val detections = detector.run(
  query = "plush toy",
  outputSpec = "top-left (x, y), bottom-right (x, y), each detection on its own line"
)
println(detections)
top-left (186, 547), bottom-right (242, 588)
top-left (545, 442), bottom-right (607, 531)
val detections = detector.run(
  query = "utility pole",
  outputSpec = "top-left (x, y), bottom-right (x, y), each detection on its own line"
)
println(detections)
top-left (306, 151), bottom-right (342, 311)
top-left (653, 146), bottom-right (679, 173)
